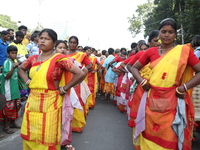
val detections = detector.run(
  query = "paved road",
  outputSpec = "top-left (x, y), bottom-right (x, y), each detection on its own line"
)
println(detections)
top-left (0, 95), bottom-right (200, 150)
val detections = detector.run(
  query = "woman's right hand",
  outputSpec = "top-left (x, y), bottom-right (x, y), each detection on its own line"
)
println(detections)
top-left (142, 82), bottom-right (150, 91)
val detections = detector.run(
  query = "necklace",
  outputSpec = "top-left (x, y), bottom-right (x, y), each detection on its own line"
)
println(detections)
top-left (36, 51), bottom-right (55, 71)
top-left (159, 44), bottom-right (175, 54)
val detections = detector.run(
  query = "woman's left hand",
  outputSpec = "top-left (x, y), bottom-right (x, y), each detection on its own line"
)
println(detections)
top-left (58, 86), bottom-right (67, 95)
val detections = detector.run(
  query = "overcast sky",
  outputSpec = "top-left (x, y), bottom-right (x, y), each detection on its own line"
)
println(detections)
top-left (1, 0), bottom-right (148, 50)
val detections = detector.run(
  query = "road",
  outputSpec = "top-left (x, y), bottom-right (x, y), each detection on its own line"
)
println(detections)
top-left (0, 94), bottom-right (199, 150)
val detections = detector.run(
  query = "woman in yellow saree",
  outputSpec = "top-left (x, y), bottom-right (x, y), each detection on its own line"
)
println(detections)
top-left (132, 18), bottom-right (200, 150)
top-left (18, 29), bottom-right (84, 150)
top-left (66, 36), bottom-right (92, 133)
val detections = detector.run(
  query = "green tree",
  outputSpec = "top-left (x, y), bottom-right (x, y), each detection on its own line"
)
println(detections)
top-left (128, 0), bottom-right (200, 44)
top-left (0, 14), bottom-right (18, 31)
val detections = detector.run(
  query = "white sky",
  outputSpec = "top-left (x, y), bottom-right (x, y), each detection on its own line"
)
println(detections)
top-left (0, 0), bottom-right (148, 50)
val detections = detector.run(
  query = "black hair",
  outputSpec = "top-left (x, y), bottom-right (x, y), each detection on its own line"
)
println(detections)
top-left (18, 25), bottom-right (28, 31)
top-left (7, 29), bottom-right (14, 32)
top-left (115, 49), bottom-right (120, 54)
top-left (30, 31), bottom-right (40, 41)
top-left (108, 48), bottom-right (114, 55)
top-left (7, 45), bottom-right (18, 53)
top-left (92, 48), bottom-right (97, 53)
top-left (191, 35), bottom-right (200, 48)
top-left (83, 46), bottom-right (91, 52)
top-left (158, 18), bottom-right (177, 33)
top-left (1, 30), bottom-right (9, 35)
top-left (120, 47), bottom-right (126, 52)
top-left (78, 46), bottom-right (83, 49)
top-left (69, 36), bottom-right (79, 45)
top-left (15, 31), bottom-right (24, 37)
top-left (121, 51), bottom-right (127, 56)
top-left (148, 30), bottom-right (159, 42)
top-left (131, 42), bottom-right (137, 49)
top-left (39, 28), bottom-right (57, 42)
top-left (139, 43), bottom-right (149, 49)
top-left (55, 40), bottom-right (68, 48)
top-left (102, 50), bottom-right (107, 55)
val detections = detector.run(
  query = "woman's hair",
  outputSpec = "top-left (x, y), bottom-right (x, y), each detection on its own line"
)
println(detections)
top-left (139, 43), bottom-right (149, 49)
top-left (131, 42), bottom-right (137, 49)
top-left (55, 40), bottom-right (68, 48)
top-left (120, 47), bottom-right (126, 52)
top-left (102, 50), bottom-right (107, 55)
top-left (121, 51), bottom-right (127, 56)
top-left (7, 45), bottom-right (18, 53)
top-left (148, 30), bottom-right (159, 42)
top-left (191, 35), bottom-right (200, 48)
top-left (39, 29), bottom-right (57, 42)
top-left (83, 46), bottom-right (91, 52)
top-left (158, 18), bottom-right (177, 33)
top-left (69, 36), bottom-right (79, 45)
top-left (78, 46), bottom-right (83, 49)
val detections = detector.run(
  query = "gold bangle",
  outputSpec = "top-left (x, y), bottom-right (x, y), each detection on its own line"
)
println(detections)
top-left (141, 80), bottom-right (148, 87)
top-left (176, 87), bottom-right (185, 95)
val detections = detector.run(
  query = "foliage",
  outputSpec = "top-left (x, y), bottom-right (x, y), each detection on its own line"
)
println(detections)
top-left (128, 0), bottom-right (200, 44)
top-left (0, 14), bottom-right (18, 31)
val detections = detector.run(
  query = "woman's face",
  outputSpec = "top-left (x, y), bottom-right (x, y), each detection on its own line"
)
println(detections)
top-left (140, 44), bottom-right (149, 51)
top-left (38, 32), bottom-right (55, 52)
top-left (159, 25), bottom-right (176, 45)
top-left (86, 48), bottom-right (92, 56)
top-left (68, 38), bottom-right (78, 50)
top-left (149, 36), bottom-right (160, 47)
top-left (121, 54), bottom-right (126, 60)
top-left (55, 43), bottom-right (67, 55)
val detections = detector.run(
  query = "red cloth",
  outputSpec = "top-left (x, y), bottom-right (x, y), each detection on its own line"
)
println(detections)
top-left (138, 47), bottom-right (200, 67)
top-left (123, 55), bottom-right (135, 64)
top-left (82, 57), bottom-right (91, 65)
top-left (115, 56), bottom-right (123, 62)
top-left (128, 51), bottom-right (145, 65)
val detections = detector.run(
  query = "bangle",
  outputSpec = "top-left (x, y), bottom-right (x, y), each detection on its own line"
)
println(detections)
top-left (183, 84), bottom-right (188, 91)
top-left (140, 79), bottom-right (146, 85)
top-left (141, 80), bottom-right (148, 87)
top-left (60, 86), bottom-right (67, 93)
top-left (25, 79), bottom-right (31, 85)
top-left (176, 87), bottom-right (185, 95)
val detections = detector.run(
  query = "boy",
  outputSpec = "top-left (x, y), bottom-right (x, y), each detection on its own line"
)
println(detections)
top-left (0, 45), bottom-right (21, 134)
top-left (9, 31), bottom-right (28, 59)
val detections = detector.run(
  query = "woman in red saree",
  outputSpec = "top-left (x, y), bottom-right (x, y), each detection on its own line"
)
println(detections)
top-left (18, 29), bottom-right (84, 150)
top-left (132, 18), bottom-right (200, 150)
top-left (66, 36), bottom-right (92, 133)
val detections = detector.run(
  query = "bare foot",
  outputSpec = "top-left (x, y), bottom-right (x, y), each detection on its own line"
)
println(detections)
top-left (66, 144), bottom-right (75, 150)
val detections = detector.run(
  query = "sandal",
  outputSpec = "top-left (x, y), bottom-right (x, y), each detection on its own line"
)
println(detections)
top-left (10, 123), bottom-right (21, 129)
top-left (3, 126), bottom-right (15, 134)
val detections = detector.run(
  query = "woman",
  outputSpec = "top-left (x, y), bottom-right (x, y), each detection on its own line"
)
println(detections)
top-left (66, 36), bottom-right (92, 133)
top-left (83, 46), bottom-right (100, 108)
top-left (18, 29), bottom-right (84, 150)
top-left (132, 18), bottom-right (200, 150)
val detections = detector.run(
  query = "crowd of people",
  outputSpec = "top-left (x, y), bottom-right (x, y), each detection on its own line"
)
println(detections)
top-left (0, 18), bottom-right (200, 150)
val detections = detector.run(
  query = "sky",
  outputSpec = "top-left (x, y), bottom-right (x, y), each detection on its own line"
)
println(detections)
top-left (0, 0), bottom-right (148, 50)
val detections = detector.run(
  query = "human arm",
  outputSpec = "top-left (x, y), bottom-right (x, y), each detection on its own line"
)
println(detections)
top-left (5, 62), bottom-right (19, 80)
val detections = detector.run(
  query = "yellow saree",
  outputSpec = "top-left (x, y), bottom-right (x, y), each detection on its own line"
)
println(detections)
top-left (139, 45), bottom-right (194, 150)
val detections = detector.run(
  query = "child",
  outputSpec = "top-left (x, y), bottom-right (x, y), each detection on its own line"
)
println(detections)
top-left (0, 45), bottom-right (21, 134)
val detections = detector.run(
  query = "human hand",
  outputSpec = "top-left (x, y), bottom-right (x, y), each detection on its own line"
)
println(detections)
top-left (14, 62), bottom-right (19, 68)
top-left (142, 82), bottom-right (150, 91)
top-left (176, 86), bottom-right (186, 99)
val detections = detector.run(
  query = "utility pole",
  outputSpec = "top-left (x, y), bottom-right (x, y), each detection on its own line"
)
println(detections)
top-left (179, 0), bottom-right (184, 44)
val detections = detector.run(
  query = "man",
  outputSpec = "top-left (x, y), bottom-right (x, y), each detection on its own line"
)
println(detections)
top-left (7, 29), bottom-right (14, 43)
top-left (18, 25), bottom-right (29, 46)
top-left (9, 31), bottom-right (28, 61)
top-left (102, 48), bottom-right (117, 103)
top-left (0, 31), bottom-right (9, 67)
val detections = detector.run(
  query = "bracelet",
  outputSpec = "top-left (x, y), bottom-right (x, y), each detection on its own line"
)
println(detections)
top-left (176, 87), bottom-right (185, 95)
top-left (141, 80), bottom-right (148, 87)
top-left (60, 86), bottom-right (67, 93)
top-left (140, 79), bottom-right (146, 85)
top-left (183, 84), bottom-right (188, 91)
top-left (25, 79), bottom-right (31, 85)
